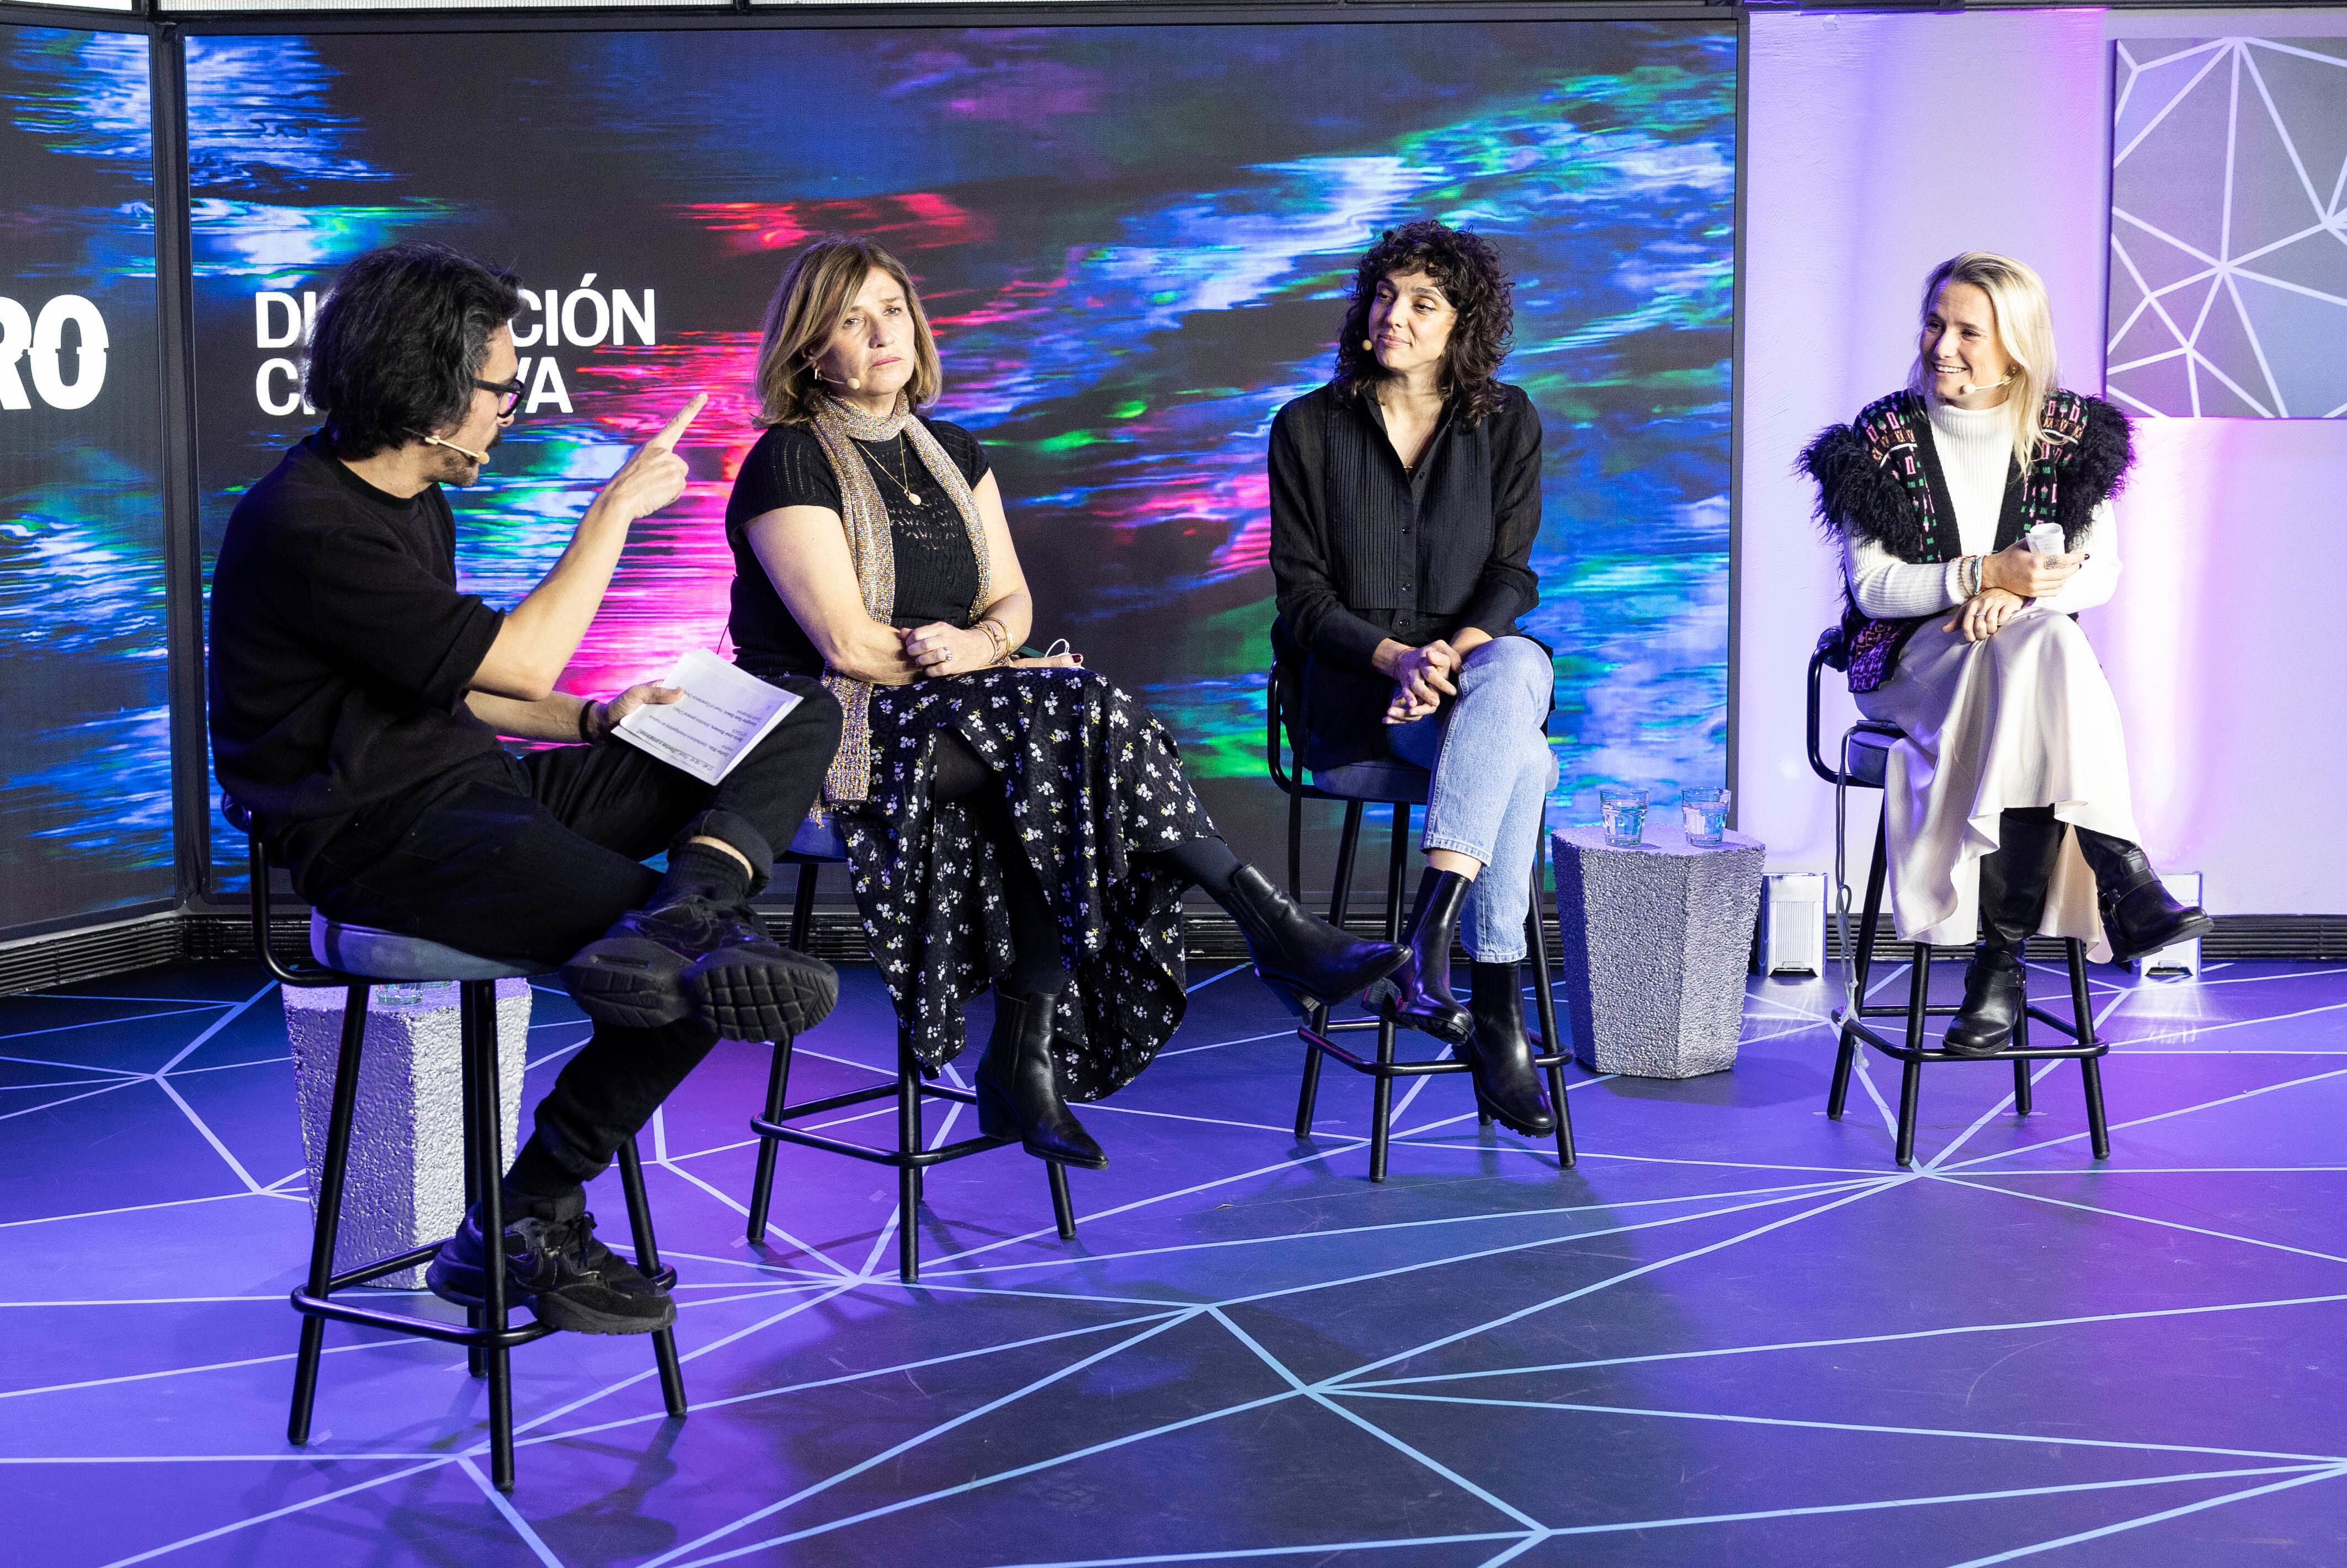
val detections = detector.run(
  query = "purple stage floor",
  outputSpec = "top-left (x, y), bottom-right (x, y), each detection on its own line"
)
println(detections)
top-left (4, 956), bottom-right (2344, 1566)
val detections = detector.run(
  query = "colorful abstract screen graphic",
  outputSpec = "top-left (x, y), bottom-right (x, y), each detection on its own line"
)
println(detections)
top-left (2106, 36), bottom-right (2347, 418)
top-left (187, 21), bottom-right (1735, 879)
top-left (1, 24), bottom-right (171, 934)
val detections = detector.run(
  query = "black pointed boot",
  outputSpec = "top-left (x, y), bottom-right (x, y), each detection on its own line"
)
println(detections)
top-left (1943, 808), bottom-right (2063, 1058)
top-left (975, 989), bottom-right (1108, 1170)
top-left (1367, 869), bottom-right (1473, 1045)
top-left (1225, 865), bottom-right (1408, 1014)
top-left (2073, 829), bottom-right (2216, 966)
top-left (1463, 963), bottom-right (1555, 1137)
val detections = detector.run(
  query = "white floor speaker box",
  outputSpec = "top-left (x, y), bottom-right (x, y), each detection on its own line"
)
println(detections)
top-left (1758, 873), bottom-right (1828, 975)
top-left (2132, 872), bottom-right (2204, 977)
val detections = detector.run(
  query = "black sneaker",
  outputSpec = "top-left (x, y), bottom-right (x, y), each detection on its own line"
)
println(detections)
top-left (561, 895), bottom-right (839, 1042)
top-left (424, 1190), bottom-right (676, 1336)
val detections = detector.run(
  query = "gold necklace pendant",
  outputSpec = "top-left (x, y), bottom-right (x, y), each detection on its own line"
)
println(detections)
top-left (858, 439), bottom-right (923, 508)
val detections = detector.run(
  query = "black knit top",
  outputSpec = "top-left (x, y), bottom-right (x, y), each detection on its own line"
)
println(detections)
top-left (1266, 381), bottom-right (1544, 768)
top-left (724, 417), bottom-right (992, 682)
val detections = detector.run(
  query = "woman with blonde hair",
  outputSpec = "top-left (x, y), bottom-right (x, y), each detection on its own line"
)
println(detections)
top-left (1801, 250), bottom-right (2210, 1055)
top-left (721, 234), bottom-right (1405, 1168)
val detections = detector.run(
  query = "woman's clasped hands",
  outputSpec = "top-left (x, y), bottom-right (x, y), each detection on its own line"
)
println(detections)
top-left (900, 621), bottom-right (999, 678)
top-left (1381, 638), bottom-right (1460, 725)
top-left (1941, 540), bottom-right (2088, 644)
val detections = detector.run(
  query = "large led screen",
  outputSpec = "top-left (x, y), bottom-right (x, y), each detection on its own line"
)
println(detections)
top-left (1, 25), bottom-right (171, 934)
top-left (187, 21), bottom-right (1734, 883)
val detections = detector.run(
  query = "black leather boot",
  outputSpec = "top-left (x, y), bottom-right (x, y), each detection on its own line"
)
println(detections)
top-left (1367, 869), bottom-right (1473, 1045)
top-left (1225, 865), bottom-right (1408, 1015)
top-left (1943, 808), bottom-right (2062, 1058)
top-left (1942, 948), bottom-right (2026, 1059)
top-left (1464, 962), bottom-right (1555, 1137)
top-left (2073, 829), bottom-right (2216, 966)
top-left (975, 989), bottom-right (1107, 1170)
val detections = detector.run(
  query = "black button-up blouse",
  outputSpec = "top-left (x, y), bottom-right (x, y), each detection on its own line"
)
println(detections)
top-left (1266, 380), bottom-right (1543, 769)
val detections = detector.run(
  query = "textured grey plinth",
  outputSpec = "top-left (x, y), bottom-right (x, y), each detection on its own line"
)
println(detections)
top-left (283, 980), bottom-right (531, 1288)
top-left (1551, 823), bottom-right (1765, 1079)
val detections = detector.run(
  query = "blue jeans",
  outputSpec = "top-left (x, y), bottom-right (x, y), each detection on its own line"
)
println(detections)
top-left (1385, 636), bottom-right (1558, 964)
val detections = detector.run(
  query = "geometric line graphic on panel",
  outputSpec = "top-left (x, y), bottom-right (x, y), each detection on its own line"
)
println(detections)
top-left (2106, 36), bottom-right (2347, 417)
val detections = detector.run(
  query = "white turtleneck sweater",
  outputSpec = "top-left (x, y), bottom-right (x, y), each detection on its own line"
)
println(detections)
top-left (1843, 397), bottom-right (2120, 620)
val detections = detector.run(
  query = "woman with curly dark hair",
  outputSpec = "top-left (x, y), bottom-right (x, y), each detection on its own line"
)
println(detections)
top-left (1801, 252), bottom-right (2210, 1056)
top-left (1266, 219), bottom-right (1558, 1139)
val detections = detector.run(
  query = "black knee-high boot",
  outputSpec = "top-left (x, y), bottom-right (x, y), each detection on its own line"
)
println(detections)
top-left (975, 988), bottom-right (1106, 1170)
top-left (1465, 962), bottom-right (1555, 1136)
top-left (2073, 829), bottom-right (2215, 966)
top-left (1369, 869), bottom-right (1473, 1045)
top-left (1944, 808), bottom-right (2063, 1057)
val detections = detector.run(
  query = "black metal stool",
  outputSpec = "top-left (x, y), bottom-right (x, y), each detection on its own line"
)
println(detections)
top-left (742, 816), bottom-right (1077, 1284)
top-left (1807, 628), bottom-right (2110, 1167)
top-left (1266, 665), bottom-right (1576, 1181)
top-left (232, 806), bottom-right (684, 1492)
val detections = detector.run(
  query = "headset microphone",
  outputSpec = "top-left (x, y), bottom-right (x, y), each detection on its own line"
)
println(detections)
top-left (424, 434), bottom-right (489, 465)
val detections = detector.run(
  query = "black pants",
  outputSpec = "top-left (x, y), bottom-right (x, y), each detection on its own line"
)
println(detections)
top-left (299, 679), bottom-right (842, 1185)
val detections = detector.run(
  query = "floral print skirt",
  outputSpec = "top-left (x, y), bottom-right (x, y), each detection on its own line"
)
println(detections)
top-left (833, 666), bottom-right (1214, 1100)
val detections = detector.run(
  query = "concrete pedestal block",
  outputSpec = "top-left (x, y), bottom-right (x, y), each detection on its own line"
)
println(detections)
top-left (1551, 824), bottom-right (1765, 1079)
top-left (283, 980), bottom-right (532, 1288)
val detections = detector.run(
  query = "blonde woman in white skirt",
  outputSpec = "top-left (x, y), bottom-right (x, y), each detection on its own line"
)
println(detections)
top-left (1800, 252), bottom-right (2211, 1056)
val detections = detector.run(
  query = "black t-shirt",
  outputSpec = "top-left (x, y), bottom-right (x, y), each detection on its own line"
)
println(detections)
top-left (723, 417), bottom-right (992, 681)
top-left (208, 434), bottom-right (509, 870)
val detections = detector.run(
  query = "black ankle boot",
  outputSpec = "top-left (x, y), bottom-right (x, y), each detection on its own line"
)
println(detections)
top-left (1943, 809), bottom-right (2062, 1058)
top-left (1464, 963), bottom-right (1555, 1137)
top-left (974, 989), bottom-right (1106, 1170)
top-left (2073, 829), bottom-right (2216, 966)
top-left (1224, 866), bottom-right (1408, 1014)
top-left (1368, 869), bottom-right (1473, 1045)
top-left (1942, 948), bottom-right (2027, 1058)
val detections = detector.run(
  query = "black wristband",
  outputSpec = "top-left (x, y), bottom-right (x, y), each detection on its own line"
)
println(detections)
top-left (577, 700), bottom-right (599, 743)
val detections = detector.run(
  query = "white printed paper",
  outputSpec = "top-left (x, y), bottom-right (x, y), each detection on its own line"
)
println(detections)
top-left (612, 648), bottom-right (802, 786)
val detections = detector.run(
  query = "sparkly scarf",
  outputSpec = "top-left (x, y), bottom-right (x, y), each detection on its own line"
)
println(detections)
top-left (807, 393), bottom-right (990, 804)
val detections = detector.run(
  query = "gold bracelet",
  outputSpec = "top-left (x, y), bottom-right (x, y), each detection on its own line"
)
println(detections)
top-left (978, 620), bottom-right (1010, 665)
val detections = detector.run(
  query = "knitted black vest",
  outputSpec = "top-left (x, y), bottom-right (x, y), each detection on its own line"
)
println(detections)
top-left (1799, 389), bottom-right (2133, 691)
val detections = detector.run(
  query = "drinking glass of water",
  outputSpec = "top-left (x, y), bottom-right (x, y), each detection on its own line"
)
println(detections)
top-left (1681, 787), bottom-right (1731, 847)
top-left (1600, 786), bottom-right (1648, 847)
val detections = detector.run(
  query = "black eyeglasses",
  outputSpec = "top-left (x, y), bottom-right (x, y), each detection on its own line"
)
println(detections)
top-left (476, 377), bottom-right (525, 418)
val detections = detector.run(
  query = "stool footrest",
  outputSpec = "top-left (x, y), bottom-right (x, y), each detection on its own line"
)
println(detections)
top-left (290, 1287), bottom-right (557, 1350)
top-left (327, 1244), bottom-right (441, 1292)
top-left (1302, 1026), bottom-right (1469, 1078)
top-left (755, 1081), bottom-right (899, 1121)
top-left (750, 1075), bottom-right (977, 1132)
top-left (1301, 1026), bottom-right (1572, 1077)
top-left (1858, 1001), bottom-right (1963, 1021)
top-left (753, 1122), bottom-right (1013, 1169)
top-left (2024, 1004), bottom-right (2093, 1042)
top-left (1835, 1013), bottom-right (2110, 1063)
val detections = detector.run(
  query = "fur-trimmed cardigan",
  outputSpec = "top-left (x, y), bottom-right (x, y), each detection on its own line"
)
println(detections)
top-left (1798, 388), bottom-right (2133, 691)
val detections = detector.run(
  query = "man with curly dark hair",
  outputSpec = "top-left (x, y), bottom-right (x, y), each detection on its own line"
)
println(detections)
top-left (1268, 218), bottom-right (1560, 1140)
top-left (207, 241), bottom-right (843, 1335)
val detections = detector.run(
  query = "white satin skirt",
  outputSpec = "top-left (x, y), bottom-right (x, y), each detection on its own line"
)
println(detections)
top-left (1855, 609), bottom-right (2139, 961)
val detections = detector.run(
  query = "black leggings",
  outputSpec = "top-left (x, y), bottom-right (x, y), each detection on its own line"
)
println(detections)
top-left (927, 731), bottom-right (1241, 999)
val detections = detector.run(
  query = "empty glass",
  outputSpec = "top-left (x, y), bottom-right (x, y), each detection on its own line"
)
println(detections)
top-left (1599, 786), bottom-right (1648, 847)
top-left (1681, 787), bottom-right (1731, 847)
